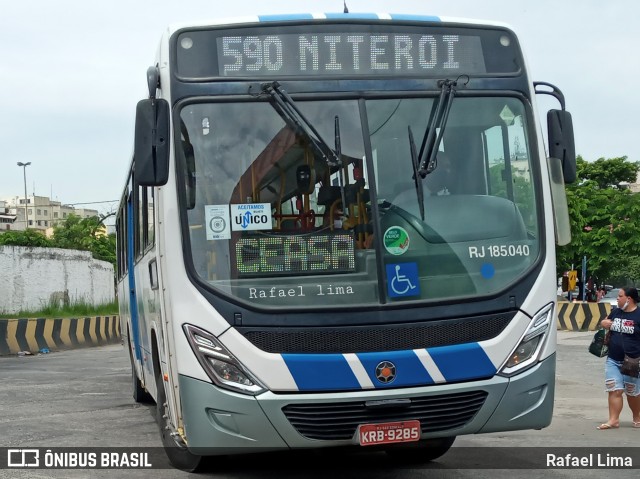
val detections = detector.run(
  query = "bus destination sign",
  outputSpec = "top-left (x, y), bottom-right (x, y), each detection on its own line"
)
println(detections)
top-left (235, 231), bottom-right (356, 277)
top-left (217, 32), bottom-right (485, 77)
top-left (174, 25), bottom-right (522, 79)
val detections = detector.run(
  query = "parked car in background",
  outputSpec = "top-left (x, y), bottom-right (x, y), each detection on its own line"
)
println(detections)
top-left (599, 288), bottom-right (620, 306)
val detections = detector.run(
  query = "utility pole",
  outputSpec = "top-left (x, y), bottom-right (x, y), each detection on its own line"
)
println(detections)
top-left (17, 162), bottom-right (31, 229)
top-left (581, 255), bottom-right (587, 301)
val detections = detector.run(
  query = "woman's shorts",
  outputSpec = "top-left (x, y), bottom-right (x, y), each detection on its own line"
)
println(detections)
top-left (605, 357), bottom-right (640, 396)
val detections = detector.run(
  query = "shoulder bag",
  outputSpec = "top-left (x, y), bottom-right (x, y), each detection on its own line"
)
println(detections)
top-left (620, 355), bottom-right (640, 377)
top-left (620, 328), bottom-right (640, 377)
top-left (588, 328), bottom-right (610, 358)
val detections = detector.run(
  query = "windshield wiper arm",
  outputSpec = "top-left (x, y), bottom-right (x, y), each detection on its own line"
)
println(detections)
top-left (417, 77), bottom-right (467, 178)
top-left (261, 81), bottom-right (341, 168)
top-left (407, 126), bottom-right (424, 221)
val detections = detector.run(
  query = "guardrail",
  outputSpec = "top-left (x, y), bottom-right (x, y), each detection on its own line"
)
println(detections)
top-left (556, 301), bottom-right (611, 331)
top-left (0, 316), bottom-right (120, 356)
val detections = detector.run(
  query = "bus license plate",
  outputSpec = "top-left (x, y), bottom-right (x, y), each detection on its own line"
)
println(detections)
top-left (358, 420), bottom-right (421, 446)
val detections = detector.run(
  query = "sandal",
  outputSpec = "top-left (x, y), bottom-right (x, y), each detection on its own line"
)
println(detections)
top-left (596, 423), bottom-right (619, 430)
top-left (633, 422), bottom-right (640, 428)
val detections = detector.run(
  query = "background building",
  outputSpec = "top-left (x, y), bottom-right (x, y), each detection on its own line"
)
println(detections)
top-left (0, 200), bottom-right (17, 231)
top-left (0, 195), bottom-right (99, 235)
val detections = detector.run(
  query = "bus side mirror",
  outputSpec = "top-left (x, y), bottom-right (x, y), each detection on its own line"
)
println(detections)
top-left (547, 109), bottom-right (576, 184)
top-left (134, 98), bottom-right (170, 186)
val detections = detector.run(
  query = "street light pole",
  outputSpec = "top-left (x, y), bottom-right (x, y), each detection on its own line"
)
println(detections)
top-left (17, 162), bottom-right (31, 229)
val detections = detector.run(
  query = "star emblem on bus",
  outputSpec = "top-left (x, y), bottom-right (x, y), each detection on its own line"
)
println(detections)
top-left (375, 361), bottom-right (396, 384)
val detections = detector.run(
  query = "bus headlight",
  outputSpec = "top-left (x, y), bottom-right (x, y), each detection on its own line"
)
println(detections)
top-left (499, 303), bottom-right (554, 377)
top-left (184, 324), bottom-right (266, 395)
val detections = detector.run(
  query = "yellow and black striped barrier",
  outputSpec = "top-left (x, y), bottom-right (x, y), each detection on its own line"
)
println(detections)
top-left (0, 316), bottom-right (120, 356)
top-left (556, 302), bottom-right (612, 331)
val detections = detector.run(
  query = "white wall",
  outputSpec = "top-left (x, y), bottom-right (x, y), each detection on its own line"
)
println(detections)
top-left (0, 245), bottom-right (114, 314)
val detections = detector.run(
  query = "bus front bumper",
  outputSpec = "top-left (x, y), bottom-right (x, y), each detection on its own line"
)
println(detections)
top-left (178, 353), bottom-right (555, 455)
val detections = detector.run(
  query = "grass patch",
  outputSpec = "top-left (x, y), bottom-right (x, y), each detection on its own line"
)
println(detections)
top-left (0, 299), bottom-right (119, 319)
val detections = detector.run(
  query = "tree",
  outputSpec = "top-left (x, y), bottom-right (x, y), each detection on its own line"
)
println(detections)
top-left (609, 257), bottom-right (640, 287)
top-left (51, 214), bottom-right (116, 264)
top-left (0, 229), bottom-right (52, 247)
top-left (577, 155), bottom-right (638, 189)
top-left (0, 214), bottom-right (115, 264)
top-left (557, 156), bottom-right (640, 285)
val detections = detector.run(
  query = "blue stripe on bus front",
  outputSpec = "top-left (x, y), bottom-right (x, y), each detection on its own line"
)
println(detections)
top-left (428, 342), bottom-right (496, 382)
top-left (356, 350), bottom-right (434, 388)
top-left (389, 14), bottom-right (441, 22)
top-left (282, 343), bottom-right (495, 391)
top-left (282, 354), bottom-right (360, 391)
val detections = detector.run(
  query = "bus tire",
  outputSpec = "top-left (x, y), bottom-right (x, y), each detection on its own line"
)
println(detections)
top-left (384, 436), bottom-right (456, 464)
top-left (128, 336), bottom-right (152, 403)
top-left (155, 367), bottom-right (207, 472)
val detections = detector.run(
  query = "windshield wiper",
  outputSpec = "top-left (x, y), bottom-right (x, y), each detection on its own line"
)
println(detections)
top-left (260, 81), bottom-right (341, 168)
top-left (261, 81), bottom-right (349, 219)
top-left (417, 77), bottom-right (467, 178)
top-left (407, 126), bottom-right (424, 221)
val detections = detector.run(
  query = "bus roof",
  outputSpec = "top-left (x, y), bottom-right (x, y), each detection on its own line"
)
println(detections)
top-left (165, 13), bottom-right (512, 35)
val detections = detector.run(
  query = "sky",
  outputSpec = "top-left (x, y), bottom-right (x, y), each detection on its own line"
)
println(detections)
top-left (1, 0), bottom-right (638, 220)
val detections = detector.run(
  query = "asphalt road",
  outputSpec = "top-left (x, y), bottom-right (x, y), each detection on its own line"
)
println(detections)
top-left (0, 331), bottom-right (638, 478)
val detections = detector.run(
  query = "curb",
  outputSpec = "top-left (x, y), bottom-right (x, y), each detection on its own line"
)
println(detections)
top-left (0, 316), bottom-right (121, 356)
top-left (556, 301), bottom-right (611, 331)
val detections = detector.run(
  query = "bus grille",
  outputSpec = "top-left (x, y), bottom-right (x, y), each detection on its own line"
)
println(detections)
top-left (241, 313), bottom-right (512, 353)
top-left (282, 391), bottom-right (488, 440)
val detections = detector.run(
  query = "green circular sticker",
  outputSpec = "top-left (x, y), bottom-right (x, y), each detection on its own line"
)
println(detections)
top-left (383, 226), bottom-right (410, 255)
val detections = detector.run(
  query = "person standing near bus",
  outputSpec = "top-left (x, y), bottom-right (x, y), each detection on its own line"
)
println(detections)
top-left (597, 287), bottom-right (640, 430)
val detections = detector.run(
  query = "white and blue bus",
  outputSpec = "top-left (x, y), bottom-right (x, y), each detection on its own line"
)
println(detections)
top-left (116, 12), bottom-right (575, 471)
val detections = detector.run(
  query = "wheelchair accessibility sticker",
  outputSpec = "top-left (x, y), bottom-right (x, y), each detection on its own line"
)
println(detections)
top-left (386, 262), bottom-right (420, 298)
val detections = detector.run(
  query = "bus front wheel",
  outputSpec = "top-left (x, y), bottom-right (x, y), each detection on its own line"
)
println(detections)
top-left (155, 368), bottom-right (207, 472)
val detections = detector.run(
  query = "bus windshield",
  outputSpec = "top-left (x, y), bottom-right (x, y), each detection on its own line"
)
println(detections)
top-left (179, 95), bottom-right (539, 308)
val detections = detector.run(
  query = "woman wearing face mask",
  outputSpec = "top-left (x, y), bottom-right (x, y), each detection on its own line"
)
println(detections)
top-left (597, 287), bottom-right (640, 429)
